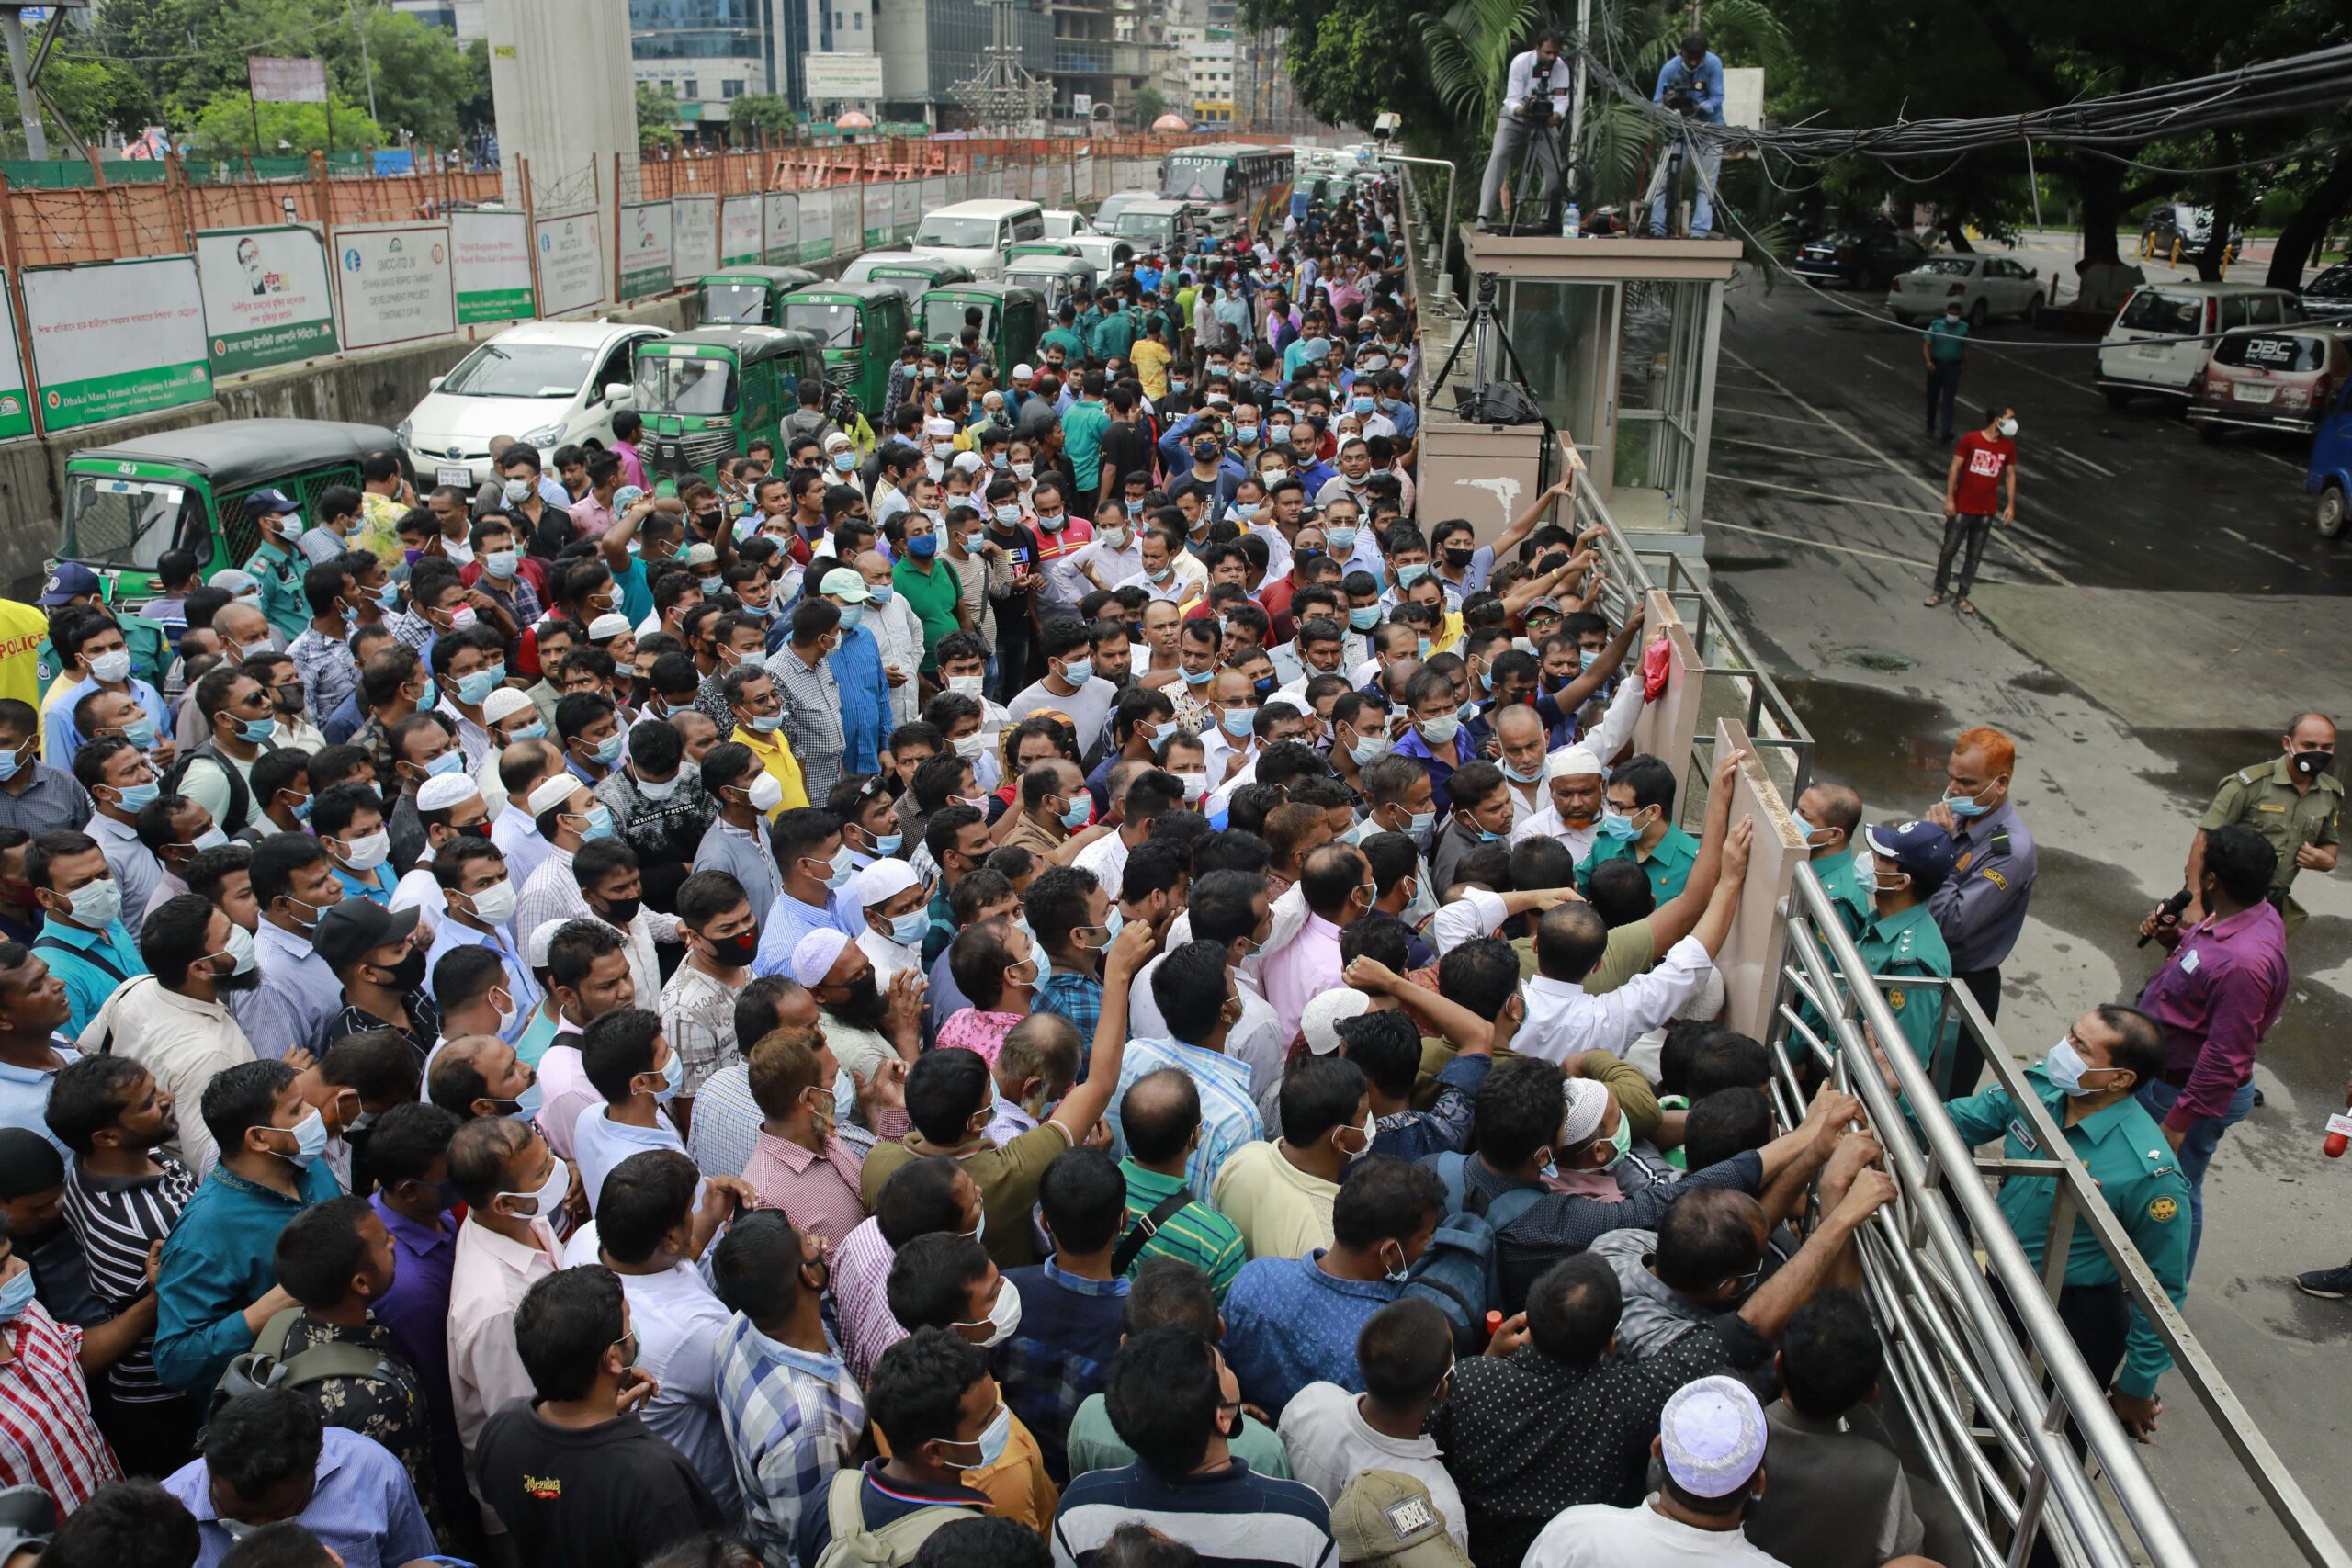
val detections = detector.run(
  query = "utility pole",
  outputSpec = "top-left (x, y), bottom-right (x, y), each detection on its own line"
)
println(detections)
top-left (1568, 0), bottom-right (1590, 196)
top-left (349, 0), bottom-right (379, 128)
top-left (0, 10), bottom-right (45, 161)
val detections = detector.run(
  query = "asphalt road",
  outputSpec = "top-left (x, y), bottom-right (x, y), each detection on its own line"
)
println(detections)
top-left (1700, 265), bottom-right (2352, 1566)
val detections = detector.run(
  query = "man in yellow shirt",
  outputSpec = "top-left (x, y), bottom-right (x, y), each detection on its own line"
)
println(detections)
top-left (723, 666), bottom-right (808, 814)
top-left (1131, 318), bottom-right (1173, 400)
top-left (0, 594), bottom-right (55, 714)
top-left (1209, 1055), bottom-right (1371, 1258)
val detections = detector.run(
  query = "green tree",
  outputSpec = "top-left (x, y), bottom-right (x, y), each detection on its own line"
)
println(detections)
top-left (1127, 85), bottom-right (1169, 130)
top-left (0, 57), bottom-right (145, 155)
top-left (187, 90), bottom-right (384, 157)
top-left (637, 81), bottom-right (682, 150)
top-left (725, 91), bottom-right (794, 143)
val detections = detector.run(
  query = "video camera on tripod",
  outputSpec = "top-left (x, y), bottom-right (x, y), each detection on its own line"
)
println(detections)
top-left (1660, 71), bottom-right (1707, 117)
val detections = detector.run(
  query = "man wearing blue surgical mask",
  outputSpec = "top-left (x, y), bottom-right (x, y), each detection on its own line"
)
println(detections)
top-left (1874, 1003), bottom-right (2186, 1445)
top-left (1923, 725), bottom-right (2037, 1091)
top-left (173, 667), bottom-right (284, 839)
top-left (571, 1008), bottom-right (716, 1220)
top-left (1578, 752), bottom-right (1701, 905)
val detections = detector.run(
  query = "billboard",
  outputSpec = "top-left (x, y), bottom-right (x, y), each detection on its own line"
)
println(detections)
top-left (195, 226), bottom-right (336, 376)
top-left (831, 189), bottom-right (860, 258)
top-left (798, 190), bottom-right (834, 264)
top-left (803, 53), bottom-right (886, 99)
top-left (672, 195), bottom-right (719, 283)
top-left (532, 209), bottom-right (605, 318)
top-left (721, 196), bottom-right (763, 267)
top-left (247, 57), bottom-right (328, 104)
top-left (619, 202), bottom-right (674, 299)
top-left (22, 257), bottom-right (210, 433)
top-left (334, 222), bottom-right (456, 351)
top-left (763, 192), bottom-right (800, 266)
top-left (0, 279), bottom-right (31, 439)
top-left (863, 185), bottom-right (890, 249)
top-left (450, 209), bottom-right (534, 324)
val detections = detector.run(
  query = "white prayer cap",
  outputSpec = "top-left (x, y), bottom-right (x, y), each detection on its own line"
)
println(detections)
top-left (527, 918), bottom-right (571, 969)
top-left (588, 613), bottom-right (632, 642)
top-left (527, 773), bottom-right (584, 817)
top-left (1559, 1077), bottom-right (1611, 1147)
top-left (1302, 989), bottom-right (1372, 1055)
top-left (1552, 744), bottom-right (1604, 777)
top-left (791, 928), bottom-right (852, 987)
top-left (855, 858), bottom-right (921, 906)
top-left (1659, 1375), bottom-right (1769, 1497)
top-left (484, 688), bottom-right (535, 726)
top-left (415, 773), bottom-right (481, 813)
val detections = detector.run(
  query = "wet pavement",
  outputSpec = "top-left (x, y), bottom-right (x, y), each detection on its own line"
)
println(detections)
top-left (1704, 265), bottom-right (2352, 1564)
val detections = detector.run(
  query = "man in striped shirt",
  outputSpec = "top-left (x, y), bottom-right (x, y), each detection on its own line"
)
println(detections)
top-left (0, 1208), bottom-right (122, 1512)
top-left (1114, 1069), bottom-right (1246, 1299)
top-left (48, 1056), bottom-right (201, 1482)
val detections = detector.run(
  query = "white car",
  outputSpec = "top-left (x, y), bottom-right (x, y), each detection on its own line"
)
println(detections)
top-left (1885, 254), bottom-right (2046, 328)
top-left (399, 321), bottom-right (669, 486)
top-left (2096, 281), bottom-right (2301, 407)
top-left (1091, 190), bottom-right (1160, 231)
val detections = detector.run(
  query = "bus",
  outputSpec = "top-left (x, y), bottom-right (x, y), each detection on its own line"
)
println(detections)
top-left (1160, 143), bottom-right (1295, 233)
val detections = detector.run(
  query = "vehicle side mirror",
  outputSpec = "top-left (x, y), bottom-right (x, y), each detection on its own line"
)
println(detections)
top-left (604, 384), bottom-right (632, 407)
top-left (427, 375), bottom-right (445, 392)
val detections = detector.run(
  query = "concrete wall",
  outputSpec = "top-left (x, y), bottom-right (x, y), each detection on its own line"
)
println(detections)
top-left (0, 292), bottom-right (704, 601)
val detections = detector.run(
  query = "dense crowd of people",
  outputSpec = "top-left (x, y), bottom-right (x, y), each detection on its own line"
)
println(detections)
top-left (0, 168), bottom-right (2267, 1568)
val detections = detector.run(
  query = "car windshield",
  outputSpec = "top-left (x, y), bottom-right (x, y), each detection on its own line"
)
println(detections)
top-left (437, 340), bottom-right (595, 399)
top-left (923, 299), bottom-right (993, 342)
top-left (2304, 264), bottom-right (2352, 300)
top-left (1917, 258), bottom-right (1975, 276)
top-left (2120, 289), bottom-right (2201, 334)
top-left (913, 216), bottom-right (1000, 249)
top-left (632, 355), bottom-right (737, 416)
top-left (1097, 195), bottom-right (1140, 225)
top-left (1166, 157), bottom-right (1235, 201)
top-left (703, 283), bottom-right (775, 325)
top-left (2211, 333), bottom-right (2328, 372)
top-left (64, 475), bottom-right (196, 570)
top-left (1115, 211), bottom-right (1177, 243)
top-left (786, 301), bottom-right (865, 349)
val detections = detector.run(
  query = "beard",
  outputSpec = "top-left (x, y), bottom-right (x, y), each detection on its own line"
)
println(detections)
top-left (830, 970), bottom-right (886, 1032)
top-left (216, 966), bottom-right (264, 993)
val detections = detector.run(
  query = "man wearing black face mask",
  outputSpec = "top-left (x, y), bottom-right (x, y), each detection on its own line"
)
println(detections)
top-left (316, 900), bottom-right (441, 1066)
top-left (2155, 711), bottom-right (2339, 941)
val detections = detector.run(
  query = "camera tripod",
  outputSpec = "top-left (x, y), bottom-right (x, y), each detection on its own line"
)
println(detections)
top-left (1429, 271), bottom-right (1558, 435)
top-left (1502, 109), bottom-right (1570, 236)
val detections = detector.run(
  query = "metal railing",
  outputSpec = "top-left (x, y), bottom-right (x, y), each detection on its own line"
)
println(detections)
top-left (1770, 865), bottom-right (2350, 1568)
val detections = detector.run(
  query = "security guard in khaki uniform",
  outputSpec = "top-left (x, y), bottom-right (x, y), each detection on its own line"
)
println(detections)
top-left (2165, 713), bottom-right (2340, 939)
top-left (1883, 1004), bottom-right (2191, 1442)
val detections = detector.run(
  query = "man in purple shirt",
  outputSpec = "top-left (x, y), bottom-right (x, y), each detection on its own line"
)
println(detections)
top-left (611, 410), bottom-right (650, 492)
top-left (363, 1100), bottom-right (480, 1542)
top-left (2132, 825), bottom-right (2288, 1271)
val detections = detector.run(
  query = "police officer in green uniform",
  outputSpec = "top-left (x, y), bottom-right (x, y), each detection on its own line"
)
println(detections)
top-left (2160, 712), bottom-right (2340, 940)
top-left (1880, 1003), bottom-right (2189, 1442)
top-left (241, 488), bottom-right (312, 644)
top-left (1854, 818), bottom-right (1956, 1073)
top-left (1796, 778), bottom-right (1868, 938)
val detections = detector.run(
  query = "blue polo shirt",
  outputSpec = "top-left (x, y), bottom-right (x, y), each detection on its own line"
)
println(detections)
top-left (153, 1160), bottom-right (343, 1394)
top-left (37, 917), bottom-right (146, 1040)
top-left (332, 862), bottom-right (399, 907)
top-left (1219, 1250), bottom-right (1398, 1416)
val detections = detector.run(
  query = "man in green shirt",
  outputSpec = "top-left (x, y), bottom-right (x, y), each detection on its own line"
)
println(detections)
top-left (1113, 1067), bottom-right (1246, 1298)
top-left (2160, 714), bottom-right (2341, 938)
top-left (1877, 1002), bottom-right (2187, 1442)
top-left (1058, 373), bottom-right (1113, 504)
top-left (1039, 304), bottom-right (1085, 365)
top-left (888, 513), bottom-right (963, 673)
top-left (1087, 285), bottom-right (1139, 363)
top-left (1796, 778), bottom-right (1868, 937)
top-left (1849, 818), bottom-right (1955, 1072)
top-left (1923, 299), bottom-right (1970, 441)
top-left (1578, 752), bottom-right (1701, 905)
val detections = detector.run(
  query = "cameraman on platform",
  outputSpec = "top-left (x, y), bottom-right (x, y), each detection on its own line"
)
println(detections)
top-left (1645, 31), bottom-right (1724, 238)
top-left (1476, 28), bottom-right (1573, 231)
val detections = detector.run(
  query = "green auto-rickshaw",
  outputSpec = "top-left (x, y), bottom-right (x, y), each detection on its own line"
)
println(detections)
top-left (631, 326), bottom-right (828, 484)
top-left (1005, 241), bottom-right (1082, 265)
top-left (844, 254), bottom-right (976, 298)
top-left (782, 282), bottom-right (909, 423)
top-left (56, 418), bottom-right (400, 685)
top-left (919, 283), bottom-right (1046, 372)
top-left (697, 266), bottom-right (822, 326)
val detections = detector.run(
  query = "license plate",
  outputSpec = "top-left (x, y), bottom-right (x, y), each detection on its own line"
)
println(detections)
top-left (436, 465), bottom-right (471, 487)
top-left (2234, 384), bottom-right (2277, 404)
top-left (2136, 344), bottom-right (2168, 359)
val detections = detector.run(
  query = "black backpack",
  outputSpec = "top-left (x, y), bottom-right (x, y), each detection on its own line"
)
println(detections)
top-left (164, 738), bottom-right (278, 836)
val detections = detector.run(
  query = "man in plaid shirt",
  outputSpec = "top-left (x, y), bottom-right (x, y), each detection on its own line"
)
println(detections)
top-left (712, 1211), bottom-right (866, 1566)
top-left (1027, 865), bottom-right (1109, 1057)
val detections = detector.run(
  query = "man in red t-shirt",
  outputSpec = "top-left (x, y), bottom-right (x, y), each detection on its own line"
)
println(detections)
top-left (1926, 404), bottom-right (2020, 615)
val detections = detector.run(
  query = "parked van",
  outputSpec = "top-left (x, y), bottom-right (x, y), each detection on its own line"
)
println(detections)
top-left (2188, 326), bottom-right (2352, 440)
top-left (2096, 281), bottom-right (2300, 408)
top-left (909, 200), bottom-right (1046, 280)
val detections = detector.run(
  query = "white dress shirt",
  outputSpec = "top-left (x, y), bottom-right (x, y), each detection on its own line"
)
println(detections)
top-left (447, 1215), bottom-right (561, 1463)
top-left (1515, 933), bottom-right (1716, 1063)
top-left (79, 976), bottom-right (257, 1177)
top-left (616, 1259), bottom-right (742, 1518)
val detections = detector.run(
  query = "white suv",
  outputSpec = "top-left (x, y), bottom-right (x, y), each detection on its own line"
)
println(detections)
top-left (399, 321), bottom-right (669, 486)
top-left (2096, 282), bottom-right (2299, 408)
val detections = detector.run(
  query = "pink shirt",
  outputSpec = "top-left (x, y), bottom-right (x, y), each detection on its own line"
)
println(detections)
top-left (533, 1039), bottom-right (601, 1164)
top-left (567, 492), bottom-right (619, 540)
top-left (831, 1215), bottom-right (907, 1388)
top-left (1261, 913), bottom-right (1345, 1048)
top-left (934, 1009), bottom-right (1023, 1068)
top-left (741, 1129), bottom-right (868, 1247)
top-left (612, 440), bottom-right (650, 492)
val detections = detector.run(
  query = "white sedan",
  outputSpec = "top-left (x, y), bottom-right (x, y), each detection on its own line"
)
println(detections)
top-left (1885, 254), bottom-right (2046, 328)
